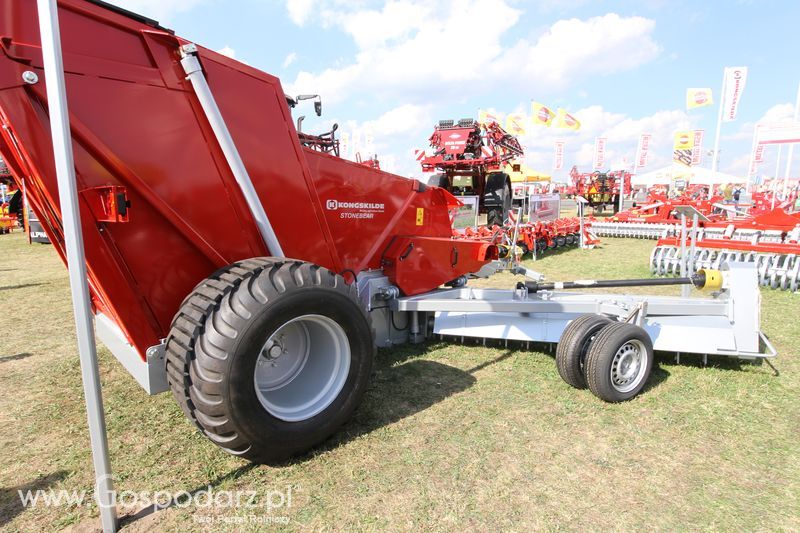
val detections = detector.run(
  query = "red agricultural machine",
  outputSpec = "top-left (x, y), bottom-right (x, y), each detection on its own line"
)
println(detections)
top-left (569, 166), bottom-right (632, 214)
top-left (0, 0), bottom-right (776, 465)
top-left (419, 119), bottom-right (524, 227)
top-left (457, 216), bottom-right (597, 257)
top-left (589, 188), bottom-right (800, 291)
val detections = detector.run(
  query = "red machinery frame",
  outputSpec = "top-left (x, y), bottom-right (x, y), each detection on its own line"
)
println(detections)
top-left (0, 0), bottom-right (497, 361)
top-left (569, 166), bottom-right (632, 212)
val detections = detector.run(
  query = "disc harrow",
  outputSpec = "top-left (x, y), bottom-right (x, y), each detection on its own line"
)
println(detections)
top-left (456, 216), bottom-right (598, 257)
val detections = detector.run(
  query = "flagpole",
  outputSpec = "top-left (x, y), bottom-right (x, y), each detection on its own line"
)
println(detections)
top-left (711, 68), bottom-right (727, 172)
top-left (772, 145), bottom-right (782, 209)
top-left (782, 81), bottom-right (800, 197)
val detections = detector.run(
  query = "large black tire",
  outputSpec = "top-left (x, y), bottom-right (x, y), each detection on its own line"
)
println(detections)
top-left (584, 322), bottom-right (654, 402)
top-left (556, 314), bottom-right (612, 389)
top-left (165, 258), bottom-right (375, 463)
top-left (484, 172), bottom-right (510, 227)
top-left (612, 195), bottom-right (621, 214)
top-left (8, 190), bottom-right (23, 226)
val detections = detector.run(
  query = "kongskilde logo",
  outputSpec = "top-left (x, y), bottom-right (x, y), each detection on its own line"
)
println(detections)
top-left (325, 200), bottom-right (385, 211)
top-left (325, 199), bottom-right (385, 219)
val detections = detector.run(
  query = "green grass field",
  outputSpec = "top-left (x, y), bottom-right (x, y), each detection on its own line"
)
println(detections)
top-left (0, 231), bottom-right (798, 531)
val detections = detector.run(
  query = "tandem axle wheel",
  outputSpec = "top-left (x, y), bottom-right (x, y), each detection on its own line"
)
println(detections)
top-left (556, 315), bottom-right (654, 402)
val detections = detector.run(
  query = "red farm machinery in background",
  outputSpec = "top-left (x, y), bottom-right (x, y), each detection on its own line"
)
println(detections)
top-left (0, 0), bottom-right (777, 473)
top-left (569, 166), bottom-right (632, 214)
top-left (419, 119), bottom-right (524, 227)
top-left (0, 159), bottom-right (22, 233)
top-left (588, 186), bottom-right (800, 291)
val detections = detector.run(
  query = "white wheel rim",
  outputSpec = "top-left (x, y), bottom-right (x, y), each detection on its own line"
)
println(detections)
top-left (254, 314), bottom-right (351, 422)
top-left (610, 339), bottom-right (648, 393)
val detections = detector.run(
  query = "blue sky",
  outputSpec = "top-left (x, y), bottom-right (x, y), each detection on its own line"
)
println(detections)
top-left (111, 0), bottom-right (800, 182)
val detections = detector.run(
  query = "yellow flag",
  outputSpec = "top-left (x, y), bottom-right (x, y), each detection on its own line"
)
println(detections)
top-left (478, 109), bottom-right (501, 126)
top-left (673, 130), bottom-right (695, 166)
top-left (555, 108), bottom-right (580, 130)
top-left (531, 102), bottom-right (555, 126)
top-left (686, 88), bottom-right (713, 109)
top-left (505, 113), bottom-right (527, 135)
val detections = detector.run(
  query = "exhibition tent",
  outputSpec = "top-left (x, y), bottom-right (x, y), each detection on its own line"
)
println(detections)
top-left (632, 165), bottom-right (741, 186)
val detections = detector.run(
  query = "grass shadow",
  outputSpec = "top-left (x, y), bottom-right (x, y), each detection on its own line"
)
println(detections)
top-left (0, 283), bottom-right (44, 292)
top-left (0, 353), bottom-right (33, 363)
top-left (0, 471), bottom-right (70, 527)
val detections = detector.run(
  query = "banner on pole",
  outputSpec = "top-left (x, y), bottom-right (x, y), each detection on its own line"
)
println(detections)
top-left (553, 140), bottom-right (565, 170)
top-left (352, 129), bottom-right (361, 157)
top-left (364, 129), bottom-right (374, 155)
top-left (754, 143), bottom-right (765, 163)
top-left (478, 109), bottom-right (501, 126)
top-left (340, 132), bottom-right (350, 158)
top-left (686, 88), bottom-right (713, 109)
top-left (592, 137), bottom-right (607, 170)
top-left (722, 67), bottom-right (748, 122)
top-left (555, 108), bottom-right (581, 130)
top-left (505, 113), bottom-right (527, 136)
top-left (531, 102), bottom-right (555, 126)
top-left (673, 131), bottom-right (695, 166)
top-left (635, 133), bottom-right (651, 168)
top-left (691, 130), bottom-right (705, 165)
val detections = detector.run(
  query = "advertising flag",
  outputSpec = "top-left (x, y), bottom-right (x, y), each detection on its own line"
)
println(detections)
top-left (754, 143), bottom-right (765, 163)
top-left (592, 137), bottom-right (607, 170)
top-left (553, 140), bottom-right (566, 170)
top-left (505, 113), bottom-right (527, 136)
top-left (635, 133), bottom-right (651, 168)
top-left (673, 131), bottom-right (695, 166)
top-left (722, 67), bottom-right (748, 122)
top-left (531, 102), bottom-right (555, 126)
top-left (352, 129), bottom-right (362, 157)
top-left (364, 129), bottom-right (374, 155)
top-left (691, 130), bottom-right (705, 166)
top-left (686, 88), bottom-right (713, 109)
top-left (478, 109), bottom-right (501, 126)
top-left (555, 108), bottom-right (581, 130)
top-left (340, 132), bottom-right (350, 158)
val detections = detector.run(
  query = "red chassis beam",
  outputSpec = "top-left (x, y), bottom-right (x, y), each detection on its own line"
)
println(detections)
top-left (0, 0), bottom-right (495, 360)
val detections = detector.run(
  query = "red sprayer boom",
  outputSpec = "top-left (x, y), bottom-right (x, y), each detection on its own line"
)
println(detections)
top-left (419, 119), bottom-right (524, 226)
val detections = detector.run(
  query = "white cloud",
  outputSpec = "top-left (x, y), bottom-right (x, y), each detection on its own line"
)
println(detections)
top-left (216, 46), bottom-right (237, 59)
top-left (282, 52), bottom-right (298, 68)
top-left (286, 0), bottom-right (315, 25)
top-left (215, 45), bottom-right (249, 65)
top-left (105, 0), bottom-right (206, 23)
top-left (285, 2), bottom-right (661, 105)
top-left (334, 104), bottom-right (433, 176)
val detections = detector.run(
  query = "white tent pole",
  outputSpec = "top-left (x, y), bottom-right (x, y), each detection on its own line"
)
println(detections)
top-left (36, 1), bottom-right (118, 531)
top-left (711, 68), bottom-right (727, 172)
top-left (783, 81), bottom-right (800, 197)
top-left (772, 145), bottom-right (782, 209)
top-left (747, 126), bottom-right (758, 193)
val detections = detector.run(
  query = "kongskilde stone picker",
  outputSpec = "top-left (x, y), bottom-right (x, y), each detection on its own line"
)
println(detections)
top-left (0, 0), bottom-right (776, 464)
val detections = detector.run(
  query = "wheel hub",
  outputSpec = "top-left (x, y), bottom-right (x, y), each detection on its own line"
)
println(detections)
top-left (610, 339), bottom-right (647, 393)
top-left (253, 314), bottom-right (351, 422)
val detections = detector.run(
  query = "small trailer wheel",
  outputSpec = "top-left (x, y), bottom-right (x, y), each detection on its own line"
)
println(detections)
top-left (556, 314), bottom-right (612, 389)
top-left (584, 322), bottom-right (653, 402)
top-left (165, 258), bottom-right (374, 463)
